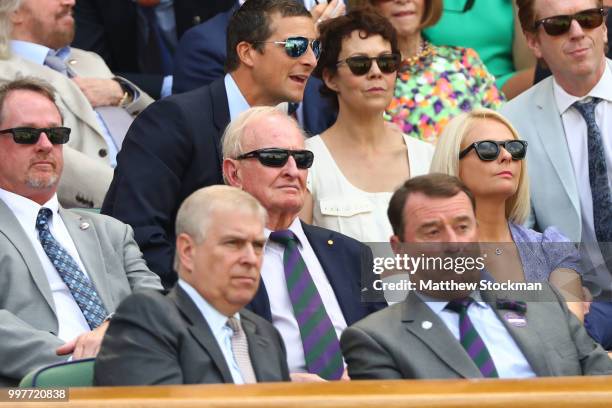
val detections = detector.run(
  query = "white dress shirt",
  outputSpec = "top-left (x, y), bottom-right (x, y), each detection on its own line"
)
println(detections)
top-left (418, 292), bottom-right (536, 378)
top-left (0, 189), bottom-right (91, 342)
top-left (554, 64), bottom-right (612, 277)
top-left (224, 74), bottom-right (251, 121)
top-left (262, 217), bottom-right (347, 373)
top-left (178, 279), bottom-right (245, 384)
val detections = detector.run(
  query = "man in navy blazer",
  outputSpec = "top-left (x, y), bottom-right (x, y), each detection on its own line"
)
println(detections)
top-left (172, 0), bottom-right (338, 135)
top-left (102, 0), bottom-right (321, 288)
top-left (222, 106), bottom-right (385, 381)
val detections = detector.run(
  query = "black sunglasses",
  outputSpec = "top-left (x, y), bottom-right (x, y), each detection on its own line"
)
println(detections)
top-left (459, 140), bottom-right (528, 161)
top-left (336, 53), bottom-right (401, 76)
top-left (0, 127), bottom-right (70, 145)
top-left (237, 148), bottom-right (314, 169)
top-left (534, 8), bottom-right (606, 36)
top-left (257, 36), bottom-right (321, 59)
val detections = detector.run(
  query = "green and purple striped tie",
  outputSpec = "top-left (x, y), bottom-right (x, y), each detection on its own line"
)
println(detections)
top-left (269, 230), bottom-right (344, 380)
top-left (446, 297), bottom-right (498, 378)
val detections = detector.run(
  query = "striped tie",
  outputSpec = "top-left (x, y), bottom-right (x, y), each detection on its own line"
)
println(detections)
top-left (446, 297), bottom-right (498, 378)
top-left (269, 230), bottom-right (344, 380)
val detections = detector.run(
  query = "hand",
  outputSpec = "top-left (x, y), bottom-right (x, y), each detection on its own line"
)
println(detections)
top-left (340, 368), bottom-right (350, 381)
top-left (72, 77), bottom-right (125, 108)
top-left (582, 286), bottom-right (593, 315)
top-left (56, 321), bottom-right (110, 359)
top-left (290, 372), bottom-right (327, 382)
top-left (311, 0), bottom-right (346, 30)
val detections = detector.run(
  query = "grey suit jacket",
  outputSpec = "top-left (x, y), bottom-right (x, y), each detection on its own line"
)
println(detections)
top-left (341, 285), bottom-right (612, 379)
top-left (0, 199), bottom-right (162, 387)
top-left (499, 60), bottom-right (612, 242)
top-left (93, 287), bottom-right (291, 385)
top-left (0, 48), bottom-right (153, 208)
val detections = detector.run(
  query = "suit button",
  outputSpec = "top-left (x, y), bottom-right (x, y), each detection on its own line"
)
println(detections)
top-left (193, 15), bottom-right (201, 25)
top-left (98, 148), bottom-right (107, 157)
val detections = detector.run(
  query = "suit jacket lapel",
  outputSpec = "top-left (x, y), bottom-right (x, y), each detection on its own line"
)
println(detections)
top-left (172, 287), bottom-right (234, 383)
top-left (60, 208), bottom-right (113, 310)
top-left (482, 291), bottom-right (552, 376)
top-left (532, 79), bottom-right (581, 217)
top-left (0, 200), bottom-right (55, 313)
top-left (241, 314), bottom-right (272, 381)
top-left (402, 293), bottom-right (482, 378)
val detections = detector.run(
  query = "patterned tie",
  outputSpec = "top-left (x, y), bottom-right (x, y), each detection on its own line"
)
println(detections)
top-left (44, 52), bottom-right (74, 77)
top-left (36, 208), bottom-right (107, 329)
top-left (268, 230), bottom-right (344, 380)
top-left (573, 98), bottom-right (612, 243)
top-left (445, 297), bottom-right (499, 378)
top-left (226, 316), bottom-right (256, 384)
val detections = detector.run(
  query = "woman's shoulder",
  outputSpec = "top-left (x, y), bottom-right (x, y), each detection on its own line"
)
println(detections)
top-left (432, 44), bottom-right (485, 65)
top-left (510, 222), bottom-right (571, 243)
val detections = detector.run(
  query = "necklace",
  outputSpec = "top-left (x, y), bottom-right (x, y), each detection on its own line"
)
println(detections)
top-left (400, 39), bottom-right (433, 70)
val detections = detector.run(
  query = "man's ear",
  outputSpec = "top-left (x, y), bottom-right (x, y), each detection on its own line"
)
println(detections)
top-left (390, 234), bottom-right (402, 256)
top-left (236, 41), bottom-right (257, 68)
top-left (176, 233), bottom-right (195, 277)
top-left (223, 158), bottom-right (243, 188)
top-left (524, 31), bottom-right (543, 59)
top-left (10, 4), bottom-right (25, 26)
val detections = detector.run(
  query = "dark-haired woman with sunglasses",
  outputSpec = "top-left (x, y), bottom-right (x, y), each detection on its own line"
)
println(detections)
top-left (349, 0), bottom-right (505, 144)
top-left (430, 108), bottom-right (586, 320)
top-left (299, 9), bottom-right (434, 242)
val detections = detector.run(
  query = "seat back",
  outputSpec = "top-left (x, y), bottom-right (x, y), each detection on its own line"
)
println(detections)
top-left (19, 358), bottom-right (95, 387)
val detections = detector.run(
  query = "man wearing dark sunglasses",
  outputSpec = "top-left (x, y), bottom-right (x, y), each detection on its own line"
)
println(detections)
top-left (0, 78), bottom-right (162, 387)
top-left (102, 0), bottom-right (321, 288)
top-left (222, 107), bottom-right (385, 382)
top-left (503, 0), bottom-right (612, 297)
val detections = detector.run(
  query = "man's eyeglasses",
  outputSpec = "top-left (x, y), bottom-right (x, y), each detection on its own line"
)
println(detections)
top-left (257, 36), bottom-right (321, 59)
top-left (336, 53), bottom-right (401, 76)
top-left (459, 140), bottom-right (528, 161)
top-left (0, 127), bottom-right (71, 145)
top-left (237, 148), bottom-right (314, 169)
top-left (534, 8), bottom-right (606, 36)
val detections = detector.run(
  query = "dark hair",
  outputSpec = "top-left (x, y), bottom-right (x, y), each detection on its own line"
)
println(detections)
top-left (313, 8), bottom-right (399, 109)
top-left (0, 77), bottom-right (60, 125)
top-left (225, 0), bottom-right (312, 72)
top-left (387, 173), bottom-right (476, 237)
top-left (349, 0), bottom-right (443, 30)
top-left (517, 0), bottom-right (603, 32)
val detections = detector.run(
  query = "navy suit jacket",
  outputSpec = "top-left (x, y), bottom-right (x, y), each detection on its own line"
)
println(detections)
top-left (102, 78), bottom-right (229, 288)
top-left (247, 222), bottom-right (386, 325)
top-left (172, 5), bottom-right (337, 135)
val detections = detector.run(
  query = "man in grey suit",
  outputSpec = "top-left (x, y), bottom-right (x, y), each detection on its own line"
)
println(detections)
top-left (0, 0), bottom-right (154, 208)
top-left (501, 0), bottom-right (612, 294)
top-left (94, 185), bottom-right (290, 385)
top-left (0, 77), bottom-right (162, 387)
top-left (341, 174), bottom-right (612, 379)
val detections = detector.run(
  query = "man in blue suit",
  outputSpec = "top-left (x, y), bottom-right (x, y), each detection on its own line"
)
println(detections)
top-left (222, 106), bottom-right (385, 381)
top-left (102, 0), bottom-right (320, 288)
top-left (502, 0), bottom-right (612, 295)
top-left (172, 0), bottom-right (342, 135)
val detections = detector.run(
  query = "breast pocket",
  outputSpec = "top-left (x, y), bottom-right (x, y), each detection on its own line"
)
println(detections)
top-left (318, 198), bottom-right (375, 242)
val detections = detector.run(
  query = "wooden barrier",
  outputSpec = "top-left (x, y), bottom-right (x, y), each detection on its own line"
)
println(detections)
top-left (5, 376), bottom-right (612, 408)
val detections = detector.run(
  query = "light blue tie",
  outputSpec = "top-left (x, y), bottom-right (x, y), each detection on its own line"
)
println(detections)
top-left (36, 208), bottom-right (107, 329)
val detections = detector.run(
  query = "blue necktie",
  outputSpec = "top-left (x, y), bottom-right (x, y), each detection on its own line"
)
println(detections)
top-left (573, 98), bottom-right (612, 243)
top-left (36, 208), bottom-right (107, 329)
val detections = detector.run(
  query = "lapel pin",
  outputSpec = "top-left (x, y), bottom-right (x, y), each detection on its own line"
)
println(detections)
top-left (421, 321), bottom-right (432, 330)
top-left (504, 312), bottom-right (527, 327)
top-left (327, 239), bottom-right (334, 245)
top-left (68, 59), bottom-right (77, 65)
top-left (80, 222), bottom-right (90, 230)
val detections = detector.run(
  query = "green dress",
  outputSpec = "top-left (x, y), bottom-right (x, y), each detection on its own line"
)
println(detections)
top-left (424, 0), bottom-right (515, 88)
top-left (384, 44), bottom-right (505, 144)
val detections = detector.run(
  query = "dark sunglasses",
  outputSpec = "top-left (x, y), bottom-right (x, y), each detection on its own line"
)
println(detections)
top-left (534, 8), bottom-right (606, 36)
top-left (336, 53), bottom-right (401, 76)
top-left (237, 148), bottom-right (314, 169)
top-left (459, 140), bottom-right (528, 161)
top-left (258, 36), bottom-right (321, 59)
top-left (0, 127), bottom-right (70, 145)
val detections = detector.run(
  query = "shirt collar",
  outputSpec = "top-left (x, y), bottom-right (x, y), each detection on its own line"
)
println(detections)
top-left (10, 40), bottom-right (71, 65)
top-left (554, 62), bottom-right (612, 114)
top-left (224, 73), bottom-right (251, 121)
top-left (415, 290), bottom-right (487, 315)
top-left (0, 188), bottom-right (59, 230)
top-left (264, 217), bottom-right (305, 247)
top-left (177, 279), bottom-right (239, 337)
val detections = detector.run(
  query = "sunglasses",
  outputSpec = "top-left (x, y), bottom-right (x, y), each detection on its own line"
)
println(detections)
top-left (534, 8), bottom-right (606, 36)
top-left (336, 53), bottom-right (401, 76)
top-left (459, 140), bottom-right (528, 161)
top-left (237, 148), bottom-right (314, 169)
top-left (0, 127), bottom-right (70, 145)
top-left (258, 36), bottom-right (321, 59)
